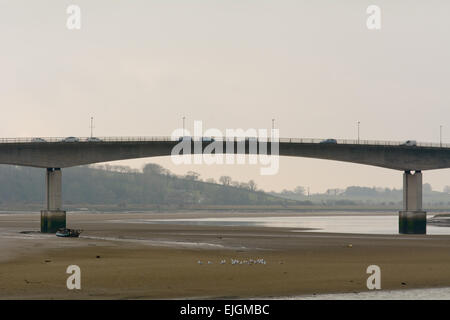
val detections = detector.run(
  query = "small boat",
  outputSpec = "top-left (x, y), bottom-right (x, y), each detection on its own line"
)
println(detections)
top-left (56, 228), bottom-right (82, 238)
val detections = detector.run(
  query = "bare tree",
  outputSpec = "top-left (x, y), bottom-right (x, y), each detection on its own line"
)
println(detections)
top-left (143, 163), bottom-right (168, 175)
top-left (219, 176), bottom-right (232, 186)
top-left (248, 180), bottom-right (257, 191)
top-left (185, 171), bottom-right (200, 181)
top-left (294, 186), bottom-right (305, 195)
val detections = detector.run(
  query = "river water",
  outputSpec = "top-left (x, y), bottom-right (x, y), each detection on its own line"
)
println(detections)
top-left (282, 287), bottom-right (450, 300)
top-left (137, 214), bottom-right (450, 235)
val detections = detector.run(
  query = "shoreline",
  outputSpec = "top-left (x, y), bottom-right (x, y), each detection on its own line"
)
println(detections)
top-left (1, 212), bottom-right (450, 299)
top-left (2, 205), bottom-right (450, 214)
top-left (274, 286), bottom-right (450, 300)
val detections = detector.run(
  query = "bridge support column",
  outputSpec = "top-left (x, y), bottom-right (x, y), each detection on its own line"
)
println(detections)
top-left (40, 168), bottom-right (66, 233)
top-left (399, 170), bottom-right (426, 234)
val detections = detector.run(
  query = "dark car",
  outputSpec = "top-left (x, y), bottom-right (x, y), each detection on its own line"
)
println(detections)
top-left (320, 139), bottom-right (337, 144)
top-left (401, 140), bottom-right (417, 147)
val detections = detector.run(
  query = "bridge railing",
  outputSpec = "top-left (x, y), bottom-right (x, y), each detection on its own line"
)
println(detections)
top-left (0, 136), bottom-right (449, 149)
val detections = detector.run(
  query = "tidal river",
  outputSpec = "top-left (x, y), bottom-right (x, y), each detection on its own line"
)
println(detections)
top-left (134, 213), bottom-right (450, 235)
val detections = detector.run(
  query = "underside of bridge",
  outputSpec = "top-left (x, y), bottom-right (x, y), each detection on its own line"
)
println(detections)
top-left (37, 167), bottom-right (428, 235)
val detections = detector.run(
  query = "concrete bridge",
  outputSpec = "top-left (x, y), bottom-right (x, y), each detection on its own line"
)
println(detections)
top-left (1, 136), bottom-right (450, 234)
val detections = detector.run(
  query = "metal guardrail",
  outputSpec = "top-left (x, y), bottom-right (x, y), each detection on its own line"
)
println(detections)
top-left (0, 136), bottom-right (449, 149)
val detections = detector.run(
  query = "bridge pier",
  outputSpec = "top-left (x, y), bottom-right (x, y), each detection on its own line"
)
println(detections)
top-left (399, 170), bottom-right (426, 234)
top-left (40, 168), bottom-right (66, 233)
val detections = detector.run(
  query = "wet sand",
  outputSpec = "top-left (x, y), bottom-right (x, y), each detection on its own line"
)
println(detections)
top-left (1, 212), bottom-right (450, 299)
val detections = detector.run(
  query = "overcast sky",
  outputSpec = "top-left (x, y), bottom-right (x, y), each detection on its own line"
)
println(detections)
top-left (1, 0), bottom-right (450, 192)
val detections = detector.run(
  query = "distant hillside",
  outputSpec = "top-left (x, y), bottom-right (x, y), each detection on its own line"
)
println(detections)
top-left (273, 185), bottom-right (450, 208)
top-left (0, 164), bottom-right (293, 207)
top-left (3, 163), bottom-right (448, 210)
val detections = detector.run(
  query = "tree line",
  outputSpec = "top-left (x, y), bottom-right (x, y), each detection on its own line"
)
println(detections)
top-left (0, 164), bottom-right (287, 206)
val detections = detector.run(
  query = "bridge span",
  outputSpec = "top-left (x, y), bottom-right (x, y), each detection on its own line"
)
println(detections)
top-left (1, 136), bottom-right (450, 234)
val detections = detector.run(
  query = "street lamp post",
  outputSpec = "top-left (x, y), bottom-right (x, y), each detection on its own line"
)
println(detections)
top-left (182, 116), bottom-right (186, 137)
top-left (272, 118), bottom-right (275, 138)
top-left (90, 117), bottom-right (94, 138)
top-left (357, 121), bottom-right (360, 144)
top-left (440, 125), bottom-right (443, 147)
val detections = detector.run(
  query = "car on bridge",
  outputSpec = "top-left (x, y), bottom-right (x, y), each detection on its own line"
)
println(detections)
top-left (201, 137), bottom-right (215, 142)
top-left (62, 137), bottom-right (80, 142)
top-left (320, 139), bottom-right (337, 144)
top-left (31, 138), bottom-right (47, 143)
top-left (401, 140), bottom-right (417, 147)
top-left (178, 136), bottom-right (192, 142)
top-left (87, 137), bottom-right (102, 142)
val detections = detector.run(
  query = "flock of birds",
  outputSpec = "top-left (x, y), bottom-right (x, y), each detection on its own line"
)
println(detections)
top-left (197, 258), bottom-right (267, 265)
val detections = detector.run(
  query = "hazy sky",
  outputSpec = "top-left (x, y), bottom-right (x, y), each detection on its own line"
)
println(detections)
top-left (1, 1), bottom-right (450, 192)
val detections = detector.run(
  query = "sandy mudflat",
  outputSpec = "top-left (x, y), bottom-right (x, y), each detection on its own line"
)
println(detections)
top-left (1, 212), bottom-right (450, 299)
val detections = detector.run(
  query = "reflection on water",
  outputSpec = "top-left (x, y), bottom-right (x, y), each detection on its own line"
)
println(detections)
top-left (285, 287), bottom-right (450, 300)
top-left (137, 214), bottom-right (450, 235)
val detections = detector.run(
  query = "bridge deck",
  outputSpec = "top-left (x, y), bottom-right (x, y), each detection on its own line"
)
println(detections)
top-left (0, 136), bottom-right (449, 149)
top-left (0, 136), bottom-right (449, 170)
